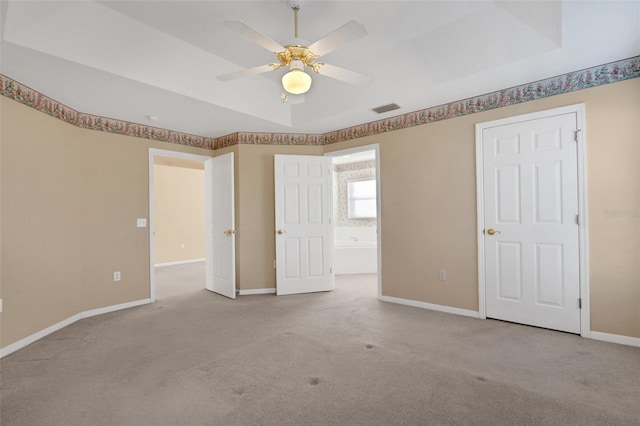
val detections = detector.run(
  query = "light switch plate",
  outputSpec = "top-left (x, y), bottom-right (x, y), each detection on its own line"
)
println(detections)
top-left (136, 218), bottom-right (147, 228)
top-left (0, 298), bottom-right (3, 313)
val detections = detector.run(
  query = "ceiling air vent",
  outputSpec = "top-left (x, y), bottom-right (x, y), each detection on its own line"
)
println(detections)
top-left (372, 103), bottom-right (400, 114)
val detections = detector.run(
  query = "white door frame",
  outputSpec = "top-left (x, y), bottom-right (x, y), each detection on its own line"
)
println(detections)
top-left (148, 148), bottom-right (212, 302)
top-left (324, 143), bottom-right (382, 298)
top-left (475, 104), bottom-right (590, 337)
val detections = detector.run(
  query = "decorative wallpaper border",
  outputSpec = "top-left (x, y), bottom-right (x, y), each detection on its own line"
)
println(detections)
top-left (335, 159), bottom-right (377, 173)
top-left (2, 56), bottom-right (639, 149)
top-left (212, 131), bottom-right (323, 150)
top-left (0, 76), bottom-right (215, 149)
top-left (213, 132), bottom-right (239, 150)
top-left (323, 55), bottom-right (640, 145)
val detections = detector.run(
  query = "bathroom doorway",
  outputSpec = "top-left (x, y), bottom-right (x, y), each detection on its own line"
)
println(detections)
top-left (324, 144), bottom-right (381, 298)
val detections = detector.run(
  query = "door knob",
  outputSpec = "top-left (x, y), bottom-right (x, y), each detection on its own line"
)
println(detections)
top-left (486, 228), bottom-right (500, 235)
top-left (277, 229), bottom-right (284, 235)
top-left (224, 229), bottom-right (235, 236)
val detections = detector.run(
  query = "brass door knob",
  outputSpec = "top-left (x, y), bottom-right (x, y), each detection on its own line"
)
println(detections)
top-left (277, 229), bottom-right (284, 235)
top-left (224, 229), bottom-right (235, 236)
top-left (486, 228), bottom-right (500, 235)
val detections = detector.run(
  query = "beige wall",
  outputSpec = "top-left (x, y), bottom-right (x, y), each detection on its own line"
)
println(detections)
top-left (0, 97), bottom-right (212, 347)
top-left (1, 77), bottom-right (638, 351)
top-left (325, 78), bottom-right (640, 339)
top-left (153, 164), bottom-right (205, 264)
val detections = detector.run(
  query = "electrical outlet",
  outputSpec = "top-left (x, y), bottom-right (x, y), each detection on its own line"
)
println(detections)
top-left (180, 243), bottom-right (185, 249)
top-left (438, 269), bottom-right (447, 281)
top-left (114, 271), bottom-right (121, 282)
top-left (136, 218), bottom-right (147, 228)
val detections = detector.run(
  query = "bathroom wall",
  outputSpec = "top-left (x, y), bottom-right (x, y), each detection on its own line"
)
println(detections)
top-left (332, 159), bottom-right (377, 228)
top-left (332, 159), bottom-right (378, 274)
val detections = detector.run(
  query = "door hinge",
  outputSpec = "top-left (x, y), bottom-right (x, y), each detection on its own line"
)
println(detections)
top-left (576, 214), bottom-right (580, 225)
top-left (578, 298), bottom-right (582, 309)
top-left (574, 129), bottom-right (581, 142)
top-left (330, 267), bottom-right (332, 274)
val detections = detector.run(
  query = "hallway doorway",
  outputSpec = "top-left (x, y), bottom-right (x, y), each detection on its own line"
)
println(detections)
top-left (149, 149), bottom-right (210, 301)
top-left (155, 261), bottom-right (206, 300)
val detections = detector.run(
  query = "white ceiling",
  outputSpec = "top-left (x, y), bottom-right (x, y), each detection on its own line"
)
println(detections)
top-left (1, 1), bottom-right (639, 138)
top-left (330, 149), bottom-right (375, 165)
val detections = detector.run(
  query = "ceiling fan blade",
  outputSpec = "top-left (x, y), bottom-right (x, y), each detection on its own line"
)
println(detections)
top-left (308, 20), bottom-right (367, 57)
top-left (224, 20), bottom-right (285, 53)
top-left (217, 64), bottom-right (275, 82)
top-left (316, 64), bottom-right (372, 86)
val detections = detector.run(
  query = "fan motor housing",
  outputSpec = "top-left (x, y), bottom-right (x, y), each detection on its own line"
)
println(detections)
top-left (277, 45), bottom-right (319, 69)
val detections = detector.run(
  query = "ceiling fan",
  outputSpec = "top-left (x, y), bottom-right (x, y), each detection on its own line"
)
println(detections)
top-left (217, 3), bottom-right (371, 97)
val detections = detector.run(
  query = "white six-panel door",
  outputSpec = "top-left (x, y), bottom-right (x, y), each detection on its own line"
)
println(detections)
top-left (481, 112), bottom-right (581, 333)
top-left (274, 155), bottom-right (333, 296)
top-left (205, 153), bottom-right (236, 299)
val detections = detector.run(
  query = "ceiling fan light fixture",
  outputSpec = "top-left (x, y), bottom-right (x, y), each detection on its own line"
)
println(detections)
top-left (220, 5), bottom-right (369, 99)
top-left (282, 69), bottom-right (311, 94)
top-left (282, 62), bottom-right (312, 94)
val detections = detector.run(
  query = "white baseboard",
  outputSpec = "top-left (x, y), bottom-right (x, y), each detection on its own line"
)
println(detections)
top-left (590, 331), bottom-right (640, 347)
top-left (155, 258), bottom-right (205, 267)
top-left (0, 313), bottom-right (83, 359)
top-left (238, 288), bottom-right (276, 296)
top-left (82, 298), bottom-right (151, 319)
top-left (0, 298), bottom-right (151, 359)
top-left (379, 295), bottom-right (480, 318)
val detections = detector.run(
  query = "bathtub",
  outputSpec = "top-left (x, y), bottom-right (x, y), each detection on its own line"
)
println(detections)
top-left (333, 239), bottom-right (378, 275)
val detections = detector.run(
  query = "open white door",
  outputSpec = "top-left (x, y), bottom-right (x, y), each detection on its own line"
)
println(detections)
top-left (205, 153), bottom-right (236, 299)
top-left (275, 155), bottom-right (333, 296)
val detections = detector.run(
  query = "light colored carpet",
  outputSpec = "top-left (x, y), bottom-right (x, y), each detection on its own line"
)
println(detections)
top-left (1, 262), bottom-right (639, 425)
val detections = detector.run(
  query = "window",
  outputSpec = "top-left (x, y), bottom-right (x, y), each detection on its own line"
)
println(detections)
top-left (348, 179), bottom-right (377, 219)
